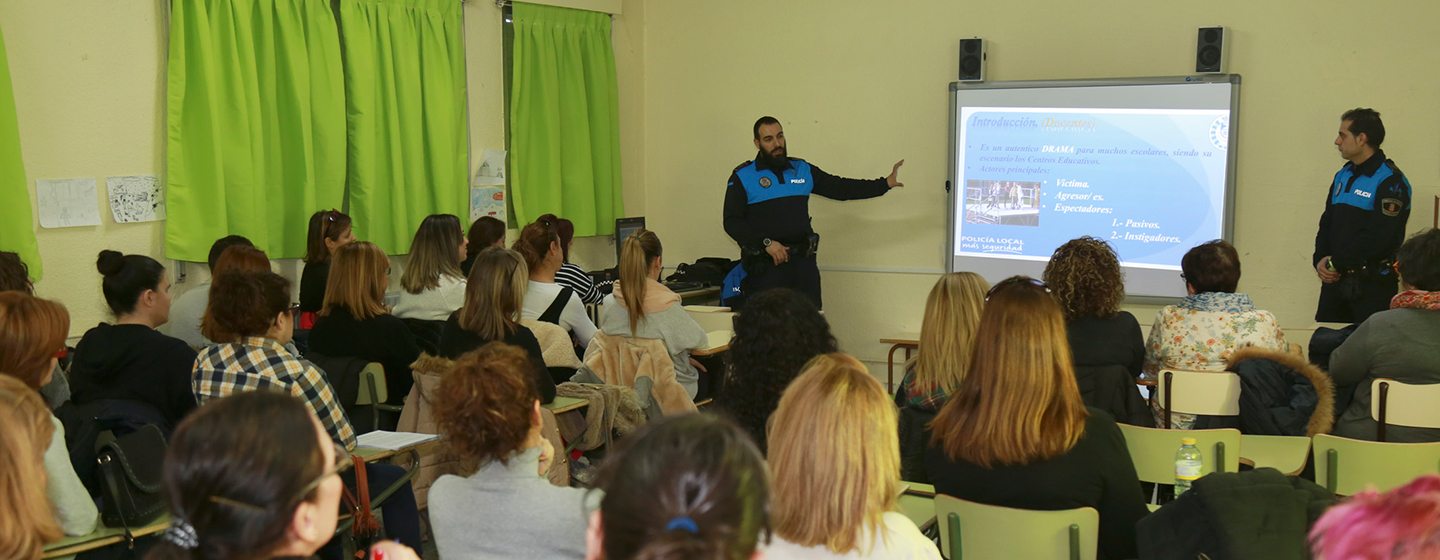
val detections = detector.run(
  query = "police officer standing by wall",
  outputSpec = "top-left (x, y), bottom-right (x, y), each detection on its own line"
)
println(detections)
top-left (1313, 108), bottom-right (1412, 324)
top-left (723, 116), bottom-right (903, 308)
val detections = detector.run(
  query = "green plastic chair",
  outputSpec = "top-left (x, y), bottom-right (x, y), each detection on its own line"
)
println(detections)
top-left (934, 494), bottom-right (1098, 560)
top-left (1312, 434), bottom-right (1440, 496)
top-left (1240, 434), bottom-right (1312, 476)
top-left (1370, 378), bottom-right (1440, 442)
top-left (1118, 424), bottom-right (1241, 484)
top-left (356, 363), bottom-right (403, 431)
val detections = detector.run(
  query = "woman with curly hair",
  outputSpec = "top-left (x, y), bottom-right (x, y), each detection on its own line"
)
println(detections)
top-left (713, 288), bottom-right (837, 453)
top-left (1042, 236), bottom-right (1144, 377)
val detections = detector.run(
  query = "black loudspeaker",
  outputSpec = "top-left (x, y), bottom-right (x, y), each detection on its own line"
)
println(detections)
top-left (958, 38), bottom-right (985, 82)
top-left (1195, 26), bottom-right (1227, 74)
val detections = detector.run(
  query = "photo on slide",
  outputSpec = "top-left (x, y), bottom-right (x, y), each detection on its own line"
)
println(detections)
top-left (964, 180), bottom-right (1041, 227)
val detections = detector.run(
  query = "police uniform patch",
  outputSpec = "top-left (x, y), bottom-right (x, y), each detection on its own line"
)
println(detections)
top-left (759, 177), bottom-right (771, 188)
top-left (1382, 198), bottom-right (1403, 216)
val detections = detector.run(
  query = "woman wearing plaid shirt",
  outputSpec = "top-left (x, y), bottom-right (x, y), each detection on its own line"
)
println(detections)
top-left (191, 269), bottom-right (422, 552)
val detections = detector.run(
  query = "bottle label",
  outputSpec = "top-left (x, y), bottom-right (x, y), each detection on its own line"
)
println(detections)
top-left (1175, 460), bottom-right (1203, 480)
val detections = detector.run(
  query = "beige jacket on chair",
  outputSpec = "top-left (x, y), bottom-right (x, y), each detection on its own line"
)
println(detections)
top-left (580, 331), bottom-right (697, 417)
top-left (397, 354), bottom-right (569, 509)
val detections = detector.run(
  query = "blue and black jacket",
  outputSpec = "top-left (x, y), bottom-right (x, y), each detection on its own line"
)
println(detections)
top-left (722, 152), bottom-right (889, 250)
top-left (1313, 149), bottom-right (1412, 273)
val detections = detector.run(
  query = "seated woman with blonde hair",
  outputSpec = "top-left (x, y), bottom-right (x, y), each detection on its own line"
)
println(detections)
top-left (895, 272), bottom-right (987, 410)
top-left (0, 375), bottom-right (65, 560)
top-left (394, 214), bottom-right (469, 321)
top-left (765, 353), bottom-right (942, 560)
top-left (598, 229), bottom-right (708, 399)
top-left (926, 277), bottom-right (1147, 560)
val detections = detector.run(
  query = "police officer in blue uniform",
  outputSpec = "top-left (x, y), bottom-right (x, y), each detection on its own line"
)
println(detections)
top-left (1313, 108), bottom-right (1412, 324)
top-left (723, 116), bottom-right (904, 308)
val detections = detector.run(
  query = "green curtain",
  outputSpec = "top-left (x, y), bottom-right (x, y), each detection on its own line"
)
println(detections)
top-left (0, 22), bottom-right (42, 278)
top-left (510, 3), bottom-right (623, 236)
top-left (340, 0), bottom-right (468, 254)
top-left (166, 0), bottom-right (347, 261)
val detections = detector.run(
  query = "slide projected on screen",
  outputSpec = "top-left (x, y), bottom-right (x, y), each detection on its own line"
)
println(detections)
top-left (949, 77), bottom-right (1238, 299)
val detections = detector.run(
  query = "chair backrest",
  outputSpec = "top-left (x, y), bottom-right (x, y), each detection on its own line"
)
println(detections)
top-left (1370, 379), bottom-right (1440, 441)
top-left (1118, 424), bottom-right (1241, 485)
top-left (1158, 369), bottom-right (1241, 417)
top-left (355, 363), bottom-right (387, 406)
top-left (935, 494), bottom-right (1098, 560)
top-left (1312, 434), bottom-right (1440, 496)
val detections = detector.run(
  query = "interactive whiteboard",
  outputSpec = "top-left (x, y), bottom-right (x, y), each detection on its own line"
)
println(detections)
top-left (946, 76), bottom-right (1240, 300)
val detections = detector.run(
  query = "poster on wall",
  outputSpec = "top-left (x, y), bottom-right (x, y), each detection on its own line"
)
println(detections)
top-left (36, 177), bottom-right (101, 228)
top-left (472, 149), bottom-right (506, 186)
top-left (106, 175), bottom-right (166, 223)
top-left (470, 187), bottom-right (505, 223)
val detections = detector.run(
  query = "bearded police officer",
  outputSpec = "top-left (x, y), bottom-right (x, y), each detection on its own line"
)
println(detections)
top-left (723, 116), bottom-right (903, 308)
top-left (1313, 108), bottom-right (1412, 324)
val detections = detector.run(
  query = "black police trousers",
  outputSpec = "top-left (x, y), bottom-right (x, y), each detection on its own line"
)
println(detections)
top-left (1316, 275), bottom-right (1397, 324)
top-left (740, 253), bottom-right (822, 309)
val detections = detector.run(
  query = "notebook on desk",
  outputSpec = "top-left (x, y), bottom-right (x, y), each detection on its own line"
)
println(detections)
top-left (355, 431), bottom-right (439, 451)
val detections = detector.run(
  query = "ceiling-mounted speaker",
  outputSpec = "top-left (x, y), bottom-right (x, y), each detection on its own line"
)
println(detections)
top-left (959, 38), bottom-right (986, 82)
top-left (1196, 26), bottom-right (1227, 74)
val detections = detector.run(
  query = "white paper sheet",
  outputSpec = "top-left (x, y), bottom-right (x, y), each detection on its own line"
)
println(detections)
top-left (106, 175), bottom-right (166, 223)
top-left (355, 431), bottom-right (439, 451)
top-left (36, 177), bottom-right (101, 228)
top-left (472, 149), bottom-right (506, 186)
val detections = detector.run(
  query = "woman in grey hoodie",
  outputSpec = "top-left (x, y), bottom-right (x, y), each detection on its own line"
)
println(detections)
top-left (598, 229), bottom-right (709, 399)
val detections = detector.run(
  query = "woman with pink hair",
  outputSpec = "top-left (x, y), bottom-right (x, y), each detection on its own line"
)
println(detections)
top-left (1310, 475), bottom-right (1440, 560)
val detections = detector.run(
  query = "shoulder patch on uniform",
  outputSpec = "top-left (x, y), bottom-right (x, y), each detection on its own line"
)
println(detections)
top-left (759, 177), bottom-right (771, 188)
top-left (733, 160), bottom-right (753, 172)
top-left (1381, 198), bottom-right (1403, 217)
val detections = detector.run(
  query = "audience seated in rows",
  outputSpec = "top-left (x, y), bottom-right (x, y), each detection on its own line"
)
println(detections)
top-left (167, 235), bottom-right (252, 348)
top-left (394, 214), bottom-right (469, 322)
top-left (192, 270), bottom-right (422, 553)
top-left (1309, 474), bottom-right (1440, 560)
top-left (147, 391), bottom-right (421, 560)
top-left (712, 287), bottom-right (836, 452)
top-left (597, 229), bottom-right (708, 399)
top-left (894, 272), bottom-right (986, 411)
top-left (766, 353), bottom-right (942, 559)
top-left (1330, 228), bottom-right (1440, 442)
top-left (0, 292), bottom-right (98, 536)
top-left (1045, 237), bottom-right (1152, 426)
top-left (309, 241), bottom-right (421, 406)
top-left (461, 216), bottom-right (506, 277)
top-left (70, 250), bottom-right (196, 430)
top-left (0, 252), bottom-right (68, 409)
top-left (586, 413), bottom-right (769, 560)
top-left (0, 374), bottom-right (64, 560)
top-left (439, 247), bottom-right (555, 404)
top-left (1144, 240), bottom-right (1288, 429)
top-left (926, 276), bottom-right (1148, 560)
top-left (540, 213), bottom-right (605, 305)
top-left (514, 218), bottom-right (597, 349)
top-left (299, 209), bottom-right (355, 328)
top-left (430, 342), bottom-right (584, 560)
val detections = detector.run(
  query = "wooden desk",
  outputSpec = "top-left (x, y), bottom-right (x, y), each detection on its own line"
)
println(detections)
top-left (44, 518), bottom-right (170, 558)
top-left (544, 396), bottom-right (590, 414)
top-left (898, 482), bottom-right (937, 533)
top-left (353, 439), bottom-right (438, 463)
top-left (880, 333), bottom-right (920, 391)
top-left (691, 330), bottom-right (734, 357)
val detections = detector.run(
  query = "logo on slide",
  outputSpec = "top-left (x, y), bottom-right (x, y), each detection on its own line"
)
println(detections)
top-left (1210, 116), bottom-right (1229, 151)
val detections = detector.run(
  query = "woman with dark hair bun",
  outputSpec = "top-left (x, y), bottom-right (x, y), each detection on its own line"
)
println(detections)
top-left (712, 287), bottom-right (837, 452)
top-left (585, 413), bottom-right (770, 560)
top-left (144, 391), bottom-right (420, 560)
top-left (69, 250), bottom-right (197, 428)
top-left (1330, 229), bottom-right (1440, 442)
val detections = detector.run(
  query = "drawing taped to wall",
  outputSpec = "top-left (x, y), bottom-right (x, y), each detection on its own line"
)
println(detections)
top-left (36, 177), bottom-right (102, 228)
top-left (106, 175), bottom-right (166, 223)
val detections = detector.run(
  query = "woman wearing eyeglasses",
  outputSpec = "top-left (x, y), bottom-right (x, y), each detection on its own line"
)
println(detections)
top-left (145, 391), bottom-right (420, 560)
top-left (192, 270), bottom-right (424, 554)
top-left (1142, 240), bottom-right (1288, 429)
top-left (925, 276), bottom-right (1148, 560)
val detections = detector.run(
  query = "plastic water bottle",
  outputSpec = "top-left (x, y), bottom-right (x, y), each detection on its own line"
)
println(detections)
top-left (1174, 437), bottom-right (1203, 498)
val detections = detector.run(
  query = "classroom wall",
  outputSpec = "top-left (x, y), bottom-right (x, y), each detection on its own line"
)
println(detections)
top-left (0, 0), bottom-right (646, 337)
top-left (640, 0), bottom-right (1440, 378)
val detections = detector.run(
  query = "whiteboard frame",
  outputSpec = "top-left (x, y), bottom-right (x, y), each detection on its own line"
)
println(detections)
top-left (945, 74), bottom-right (1242, 305)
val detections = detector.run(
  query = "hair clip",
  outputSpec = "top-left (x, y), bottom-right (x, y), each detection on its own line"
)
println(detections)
top-left (665, 516), bottom-right (699, 533)
top-left (160, 518), bottom-right (199, 550)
